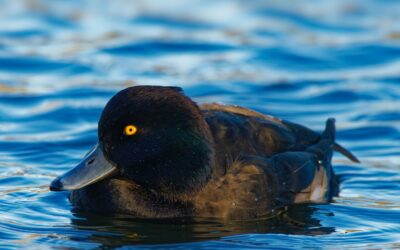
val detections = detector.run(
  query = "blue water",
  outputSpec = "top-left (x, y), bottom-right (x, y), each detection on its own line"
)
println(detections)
top-left (0, 0), bottom-right (399, 249)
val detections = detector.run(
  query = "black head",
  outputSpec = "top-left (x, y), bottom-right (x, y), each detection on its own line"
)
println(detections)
top-left (98, 86), bottom-right (214, 199)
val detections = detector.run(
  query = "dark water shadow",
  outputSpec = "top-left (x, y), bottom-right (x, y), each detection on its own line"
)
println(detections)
top-left (69, 204), bottom-right (335, 248)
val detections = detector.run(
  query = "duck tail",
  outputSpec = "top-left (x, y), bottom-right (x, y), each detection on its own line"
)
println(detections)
top-left (322, 118), bottom-right (336, 142)
top-left (306, 118), bottom-right (335, 159)
top-left (323, 118), bottom-right (360, 163)
top-left (334, 143), bottom-right (360, 163)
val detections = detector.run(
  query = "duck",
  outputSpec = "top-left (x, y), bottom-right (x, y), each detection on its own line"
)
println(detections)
top-left (50, 85), bottom-right (359, 219)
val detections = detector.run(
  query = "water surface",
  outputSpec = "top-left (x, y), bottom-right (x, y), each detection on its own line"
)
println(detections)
top-left (0, 0), bottom-right (399, 249)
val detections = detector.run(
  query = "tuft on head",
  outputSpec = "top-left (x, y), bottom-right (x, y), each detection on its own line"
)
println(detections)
top-left (99, 86), bottom-right (202, 131)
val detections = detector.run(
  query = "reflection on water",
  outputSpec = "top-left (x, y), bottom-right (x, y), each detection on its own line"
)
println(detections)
top-left (70, 204), bottom-right (334, 246)
top-left (0, 0), bottom-right (399, 249)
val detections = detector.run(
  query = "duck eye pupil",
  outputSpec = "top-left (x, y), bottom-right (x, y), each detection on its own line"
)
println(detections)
top-left (124, 125), bottom-right (137, 136)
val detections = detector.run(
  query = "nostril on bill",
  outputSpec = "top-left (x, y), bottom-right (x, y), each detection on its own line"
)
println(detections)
top-left (87, 158), bottom-right (95, 165)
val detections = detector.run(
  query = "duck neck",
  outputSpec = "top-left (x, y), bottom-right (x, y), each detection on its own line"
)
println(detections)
top-left (164, 135), bottom-right (215, 201)
top-left (125, 122), bottom-right (215, 203)
top-left (151, 129), bottom-right (215, 202)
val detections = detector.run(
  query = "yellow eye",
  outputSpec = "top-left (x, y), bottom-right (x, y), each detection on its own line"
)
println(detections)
top-left (124, 125), bottom-right (137, 136)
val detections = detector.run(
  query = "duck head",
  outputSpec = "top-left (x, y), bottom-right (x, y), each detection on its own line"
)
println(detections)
top-left (50, 86), bottom-right (214, 199)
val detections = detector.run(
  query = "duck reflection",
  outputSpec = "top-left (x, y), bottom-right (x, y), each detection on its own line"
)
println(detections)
top-left (69, 204), bottom-right (335, 247)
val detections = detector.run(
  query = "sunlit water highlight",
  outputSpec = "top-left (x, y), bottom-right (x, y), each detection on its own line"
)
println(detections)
top-left (0, 0), bottom-right (399, 249)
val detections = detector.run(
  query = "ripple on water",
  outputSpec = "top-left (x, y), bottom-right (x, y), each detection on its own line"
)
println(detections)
top-left (0, 56), bottom-right (92, 74)
top-left (256, 8), bottom-right (366, 33)
top-left (0, 0), bottom-right (399, 249)
top-left (0, 29), bottom-right (48, 39)
top-left (102, 40), bottom-right (236, 56)
top-left (131, 15), bottom-right (215, 30)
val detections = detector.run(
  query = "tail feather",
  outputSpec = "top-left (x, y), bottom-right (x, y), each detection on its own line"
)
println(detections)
top-left (323, 118), bottom-right (360, 163)
top-left (334, 143), bottom-right (360, 163)
top-left (307, 118), bottom-right (335, 158)
top-left (322, 118), bottom-right (336, 142)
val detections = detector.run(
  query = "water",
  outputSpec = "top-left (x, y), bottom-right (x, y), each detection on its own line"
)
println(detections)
top-left (0, 0), bottom-right (399, 248)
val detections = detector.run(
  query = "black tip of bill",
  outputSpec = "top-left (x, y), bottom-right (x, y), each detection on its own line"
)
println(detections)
top-left (49, 177), bottom-right (64, 191)
top-left (49, 143), bottom-right (117, 192)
